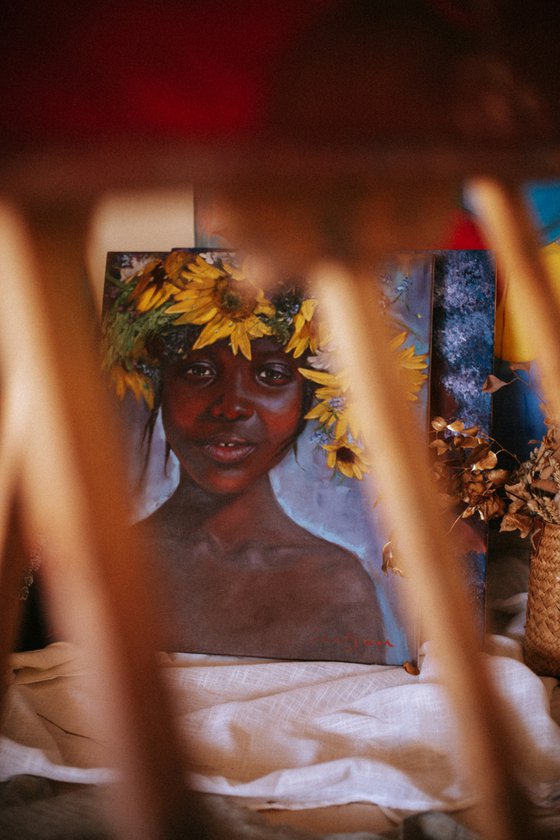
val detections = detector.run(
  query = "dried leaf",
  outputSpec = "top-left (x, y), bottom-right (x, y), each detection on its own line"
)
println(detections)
top-left (500, 512), bottom-right (533, 539)
top-left (462, 473), bottom-right (485, 496)
top-left (480, 495), bottom-right (506, 520)
top-left (531, 478), bottom-right (557, 494)
top-left (486, 468), bottom-right (509, 487)
top-left (456, 435), bottom-right (480, 449)
top-left (381, 541), bottom-right (406, 577)
top-left (481, 374), bottom-right (509, 393)
top-left (473, 450), bottom-right (498, 470)
top-left (403, 661), bottom-right (420, 675)
top-left (429, 439), bottom-right (449, 455)
top-left (447, 420), bottom-right (465, 432)
top-left (462, 426), bottom-right (479, 436)
top-left (431, 416), bottom-right (448, 431)
top-left (381, 541), bottom-right (394, 575)
top-left (464, 443), bottom-right (490, 467)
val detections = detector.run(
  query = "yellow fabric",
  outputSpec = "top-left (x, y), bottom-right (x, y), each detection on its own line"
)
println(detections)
top-left (495, 242), bottom-right (560, 362)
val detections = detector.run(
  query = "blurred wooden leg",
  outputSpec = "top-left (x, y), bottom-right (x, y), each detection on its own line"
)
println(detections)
top-left (469, 178), bottom-right (560, 420)
top-left (313, 259), bottom-right (533, 840)
top-left (0, 202), bottom-right (200, 840)
top-left (0, 493), bottom-right (27, 712)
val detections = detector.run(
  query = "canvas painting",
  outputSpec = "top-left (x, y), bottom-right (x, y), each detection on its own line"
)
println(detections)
top-left (430, 251), bottom-right (496, 633)
top-left (102, 249), bottom-right (437, 665)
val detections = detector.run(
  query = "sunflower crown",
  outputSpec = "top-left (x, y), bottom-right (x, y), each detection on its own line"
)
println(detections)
top-left (102, 249), bottom-right (428, 481)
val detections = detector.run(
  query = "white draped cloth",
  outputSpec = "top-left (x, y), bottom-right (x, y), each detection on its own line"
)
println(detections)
top-left (1, 631), bottom-right (560, 815)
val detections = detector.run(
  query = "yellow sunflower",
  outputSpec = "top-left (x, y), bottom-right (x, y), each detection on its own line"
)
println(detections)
top-left (173, 252), bottom-right (231, 284)
top-left (299, 330), bottom-right (428, 478)
top-left (109, 365), bottom-right (154, 410)
top-left (127, 259), bottom-right (180, 313)
top-left (323, 439), bottom-right (371, 480)
top-left (390, 331), bottom-right (428, 401)
top-left (165, 257), bottom-right (274, 359)
top-left (163, 250), bottom-right (196, 284)
top-left (299, 368), bottom-right (361, 440)
top-left (285, 298), bottom-right (321, 358)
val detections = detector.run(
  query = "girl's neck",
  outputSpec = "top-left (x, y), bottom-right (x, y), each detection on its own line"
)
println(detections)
top-left (163, 471), bottom-right (284, 549)
top-left (172, 469), bottom-right (276, 508)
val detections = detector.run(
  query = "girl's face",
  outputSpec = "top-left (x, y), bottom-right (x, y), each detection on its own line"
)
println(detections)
top-left (161, 337), bottom-right (306, 495)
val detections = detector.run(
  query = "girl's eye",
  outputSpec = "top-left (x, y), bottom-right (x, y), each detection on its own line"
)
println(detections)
top-left (182, 361), bottom-right (216, 380)
top-left (257, 364), bottom-right (293, 385)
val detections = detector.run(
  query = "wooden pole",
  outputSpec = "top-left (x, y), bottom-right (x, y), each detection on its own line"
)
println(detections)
top-left (313, 259), bottom-right (533, 840)
top-left (0, 202), bottom-right (202, 840)
top-left (469, 178), bottom-right (560, 423)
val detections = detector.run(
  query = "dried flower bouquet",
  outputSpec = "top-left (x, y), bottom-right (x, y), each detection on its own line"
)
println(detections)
top-left (431, 363), bottom-right (560, 542)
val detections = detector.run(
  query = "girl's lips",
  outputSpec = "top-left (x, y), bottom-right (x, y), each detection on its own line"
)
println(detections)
top-left (201, 441), bottom-right (257, 465)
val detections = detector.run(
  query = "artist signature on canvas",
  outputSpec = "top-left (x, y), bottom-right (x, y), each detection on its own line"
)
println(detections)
top-left (310, 631), bottom-right (395, 654)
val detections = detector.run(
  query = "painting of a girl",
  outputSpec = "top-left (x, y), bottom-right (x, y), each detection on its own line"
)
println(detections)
top-left (102, 250), bottom-right (431, 663)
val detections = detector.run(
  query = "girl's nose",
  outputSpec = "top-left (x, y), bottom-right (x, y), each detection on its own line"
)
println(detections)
top-left (209, 388), bottom-right (254, 421)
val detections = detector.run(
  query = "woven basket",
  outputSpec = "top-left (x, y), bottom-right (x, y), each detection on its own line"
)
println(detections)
top-left (523, 522), bottom-right (560, 677)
